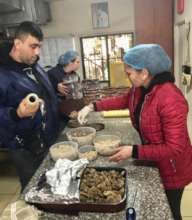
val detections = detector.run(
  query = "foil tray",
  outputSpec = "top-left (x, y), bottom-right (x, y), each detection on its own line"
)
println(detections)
top-left (26, 167), bottom-right (127, 215)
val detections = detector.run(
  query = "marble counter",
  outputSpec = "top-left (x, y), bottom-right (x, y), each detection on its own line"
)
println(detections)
top-left (21, 112), bottom-right (173, 220)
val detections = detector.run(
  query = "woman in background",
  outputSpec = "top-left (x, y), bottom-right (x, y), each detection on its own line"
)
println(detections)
top-left (78, 44), bottom-right (192, 220)
top-left (47, 50), bottom-right (81, 100)
top-left (48, 50), bottom-right (82, 119)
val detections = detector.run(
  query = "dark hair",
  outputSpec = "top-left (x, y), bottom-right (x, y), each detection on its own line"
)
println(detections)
top-left (15, 21), bottom-right (43, 41)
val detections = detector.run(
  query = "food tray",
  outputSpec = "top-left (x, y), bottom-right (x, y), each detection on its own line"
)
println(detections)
top-left (67, 120), bottom-right (105, 131)
top-left (26, 167), bottom-right (127, 215)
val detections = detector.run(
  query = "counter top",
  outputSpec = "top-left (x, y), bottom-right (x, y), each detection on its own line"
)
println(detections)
top-left (21, 112), bottom-right (173, 220)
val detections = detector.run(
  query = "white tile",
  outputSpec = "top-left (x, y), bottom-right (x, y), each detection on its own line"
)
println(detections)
top-left (0, 194), bottom-right (19, 216)
top-left (185, 183), bottom-right (192, 191)
top-left (0, 177), bottom-right (20, 194)
top-left (181, 190), bottom-right (192, 217)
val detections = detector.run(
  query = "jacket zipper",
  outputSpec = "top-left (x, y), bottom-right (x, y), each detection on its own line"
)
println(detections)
top-left (170, 159), bottom-right (177, 173)
top-left (131, 87), bottom-right (135, 112)
top-left (139, 95), bottom-right (147, 144)
top-left (138, 92), bottom-right (177, 173)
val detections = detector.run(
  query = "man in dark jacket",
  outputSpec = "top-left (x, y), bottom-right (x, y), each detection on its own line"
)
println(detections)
top-left (0, 21), bottom-right (61, 191)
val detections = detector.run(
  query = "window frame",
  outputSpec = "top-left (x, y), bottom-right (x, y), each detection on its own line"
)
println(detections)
top-left (80, 32), bottom-right (134, 85)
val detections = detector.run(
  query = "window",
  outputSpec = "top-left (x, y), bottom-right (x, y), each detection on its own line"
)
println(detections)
top-left (80, 33), bottom-right (133, 84)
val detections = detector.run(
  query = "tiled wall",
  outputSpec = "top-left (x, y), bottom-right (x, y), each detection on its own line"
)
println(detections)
top-left (174, 0), bottom-right (192, 140)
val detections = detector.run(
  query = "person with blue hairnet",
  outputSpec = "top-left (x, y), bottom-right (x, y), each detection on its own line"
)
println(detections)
top-left (47, 50), bottom-right (83, 119)
top-left (78, 44), bottom-right (192, 220)
top-left (47, 50), bottom-right (81, 99)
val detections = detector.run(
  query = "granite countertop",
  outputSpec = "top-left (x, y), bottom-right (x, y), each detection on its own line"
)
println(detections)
top-left (21, 112), bottom-right (173, 220)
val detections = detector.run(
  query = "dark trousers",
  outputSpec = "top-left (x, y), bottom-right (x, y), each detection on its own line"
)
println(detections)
top-left (9, 148), bottom-right (47, 191)
top-left (165, 188), bottom-right (184, 220)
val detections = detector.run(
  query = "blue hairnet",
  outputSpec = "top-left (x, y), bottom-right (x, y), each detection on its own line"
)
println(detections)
top-left (58, 50), bottom-right (79, 65)
top-left (123, 44), bottom-right (172, 75)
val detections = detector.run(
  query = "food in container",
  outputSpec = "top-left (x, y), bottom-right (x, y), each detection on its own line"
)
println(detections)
top-left (49, 141), bottom-right (78, 161)
top-left (66, 127), bottom-right (96, 146)
top-left (80, 167), bottom-right (125, 203)
top-left (93, 134), bottom-right (121, 156)
top-left (78, 145), bottom-right (97, 161)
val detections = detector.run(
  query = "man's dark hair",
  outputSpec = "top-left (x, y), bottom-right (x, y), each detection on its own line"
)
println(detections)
top-left (15, 21), bottom-right (43, 41)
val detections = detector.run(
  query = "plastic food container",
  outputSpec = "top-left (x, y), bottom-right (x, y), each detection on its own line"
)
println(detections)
top-left (66, 127), bottom-right (96, 146)
top-left (49, 141), bottom-right (78, 161)
top-left (78, 145), bottom-right (97, 161)
top-left (93, 134), bottom-right (121, 156)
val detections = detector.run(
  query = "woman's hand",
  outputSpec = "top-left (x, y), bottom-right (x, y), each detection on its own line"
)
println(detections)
top-left (57, 82), bottom-right (69, 95)
top-left (77, 104), bottom-right (94, 124)
top-left (109, 146), bottom-right (133, 163)
top-left (69, 111), bottom-right (78, 119)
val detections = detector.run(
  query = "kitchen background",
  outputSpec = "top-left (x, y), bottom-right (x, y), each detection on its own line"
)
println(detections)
top-left (0, 0), bottom-right (192, 218)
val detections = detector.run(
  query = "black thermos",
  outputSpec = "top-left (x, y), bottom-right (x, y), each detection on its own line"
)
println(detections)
top-left (126, 207), bottom-right (136, 220)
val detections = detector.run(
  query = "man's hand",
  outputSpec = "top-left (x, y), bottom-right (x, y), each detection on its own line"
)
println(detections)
top-left (109, 146), bottom-right (133, 163)
top-left (16, 94), bottom-right (40, 118)
top-left (77, 104), bottom-right (94, 124)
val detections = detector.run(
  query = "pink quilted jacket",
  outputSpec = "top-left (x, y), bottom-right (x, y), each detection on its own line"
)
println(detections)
top-left (96, 83), bottom-right (192, 189)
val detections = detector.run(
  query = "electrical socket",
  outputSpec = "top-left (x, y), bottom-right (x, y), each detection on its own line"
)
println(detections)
top-left (182, 65), bottom-right (191, 74)
top-left (182, 72), bottom-right (191, 87)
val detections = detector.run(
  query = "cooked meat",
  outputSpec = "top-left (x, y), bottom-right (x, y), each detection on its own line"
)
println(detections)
top-left (80, 168), bottom-right (125, 203)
